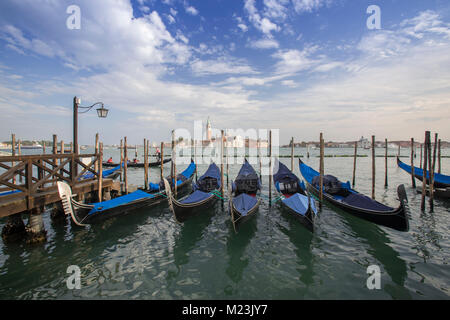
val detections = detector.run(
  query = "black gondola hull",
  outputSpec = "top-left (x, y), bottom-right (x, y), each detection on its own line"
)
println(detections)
top-left (172, 195), bottom-right (219, 223)
top-left (102, 158), bottom-right (171, 168)
top-left (275, 191), bottom-right (314, 232)
top-left (230, 198), bottom-right (260, 230)
top-left (305, 181), bottom-right (409, 232)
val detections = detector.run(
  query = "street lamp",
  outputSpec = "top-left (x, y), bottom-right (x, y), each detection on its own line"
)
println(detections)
top-left (73, 96), bottom-right (109, 156)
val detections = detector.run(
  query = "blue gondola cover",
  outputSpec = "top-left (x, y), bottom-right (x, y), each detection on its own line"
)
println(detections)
top-left (82, 164), bottom-right (121, 180)
top-left (282, 193), bottom-right (316, 216)
top-left (398, 158), bottom-right (450, 186)
top-left (149, 161), bottom-right (196, 191)
top-left (232, 193), bottom-right (257, 216)
top-left (89, 190), bottom-right (154, 215)
top-left (180, 190), bottom-right (212, 204)
top-left (193, 162), bottom-right (221, 192)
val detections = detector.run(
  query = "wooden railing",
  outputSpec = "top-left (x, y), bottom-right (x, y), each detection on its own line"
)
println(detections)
top-left (0, 153), bottom-right (101, 210)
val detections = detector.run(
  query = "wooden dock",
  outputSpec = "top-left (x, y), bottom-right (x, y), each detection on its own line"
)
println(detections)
top-left (0, 152), bottom-right (119, 242)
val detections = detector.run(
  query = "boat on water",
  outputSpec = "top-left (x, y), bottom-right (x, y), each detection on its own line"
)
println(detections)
top-left (164, 162), bottom-right (221, 223)
top-left (397, 157), bottom-right (450, 189)
top-left (299, 159), bottom-right (409, 232)
top-left (273, 159), bottom-right (317, 231)
top-left (20, 141), bottom-right (43, 149)
top-left (103, 158), bottom-right (171, 168)
top-left (58, 160), bottom-right (196, 225)
top-left (397, 157), bottom-right (450, 199)
top-left (229, 159), bottom-right (261, 232)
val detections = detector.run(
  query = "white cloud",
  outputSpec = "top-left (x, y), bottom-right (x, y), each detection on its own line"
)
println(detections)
top-left (263, 0), bottom-right (289, 20)
top-left (185, 5), bottom-right (198, 16)
top-left (244, 0), bottom-right (280, 36)
top-left (281, 80), bottom-right (297, 87)
top-left (191, 58), bottom-right (257, 76)
top-left (170, 8), bottom-right (178, 16)
top-left (238, 24), bottom-right (249, 32)
top-left (250, 38), bottom-right (279, 49)
top-left (292, 0), bottom-right (328, 13)
top-left (166, 14), bottom-right (176, 24)
top-left (272, 46), bottom-right (319, 74)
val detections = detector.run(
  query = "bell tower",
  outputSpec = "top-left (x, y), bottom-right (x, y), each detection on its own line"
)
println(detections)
top-left (206, 117), bottom-right (212, 141)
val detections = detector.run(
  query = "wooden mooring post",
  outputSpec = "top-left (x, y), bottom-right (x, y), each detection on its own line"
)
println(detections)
top-left (372, 135), bottom-right (375, 199)
top-left (430, 133), bottom-right (437, 212)
top-left (420, 144), bottom-right (423, 169)
top-left (411, 138), bottom-right (416, 188)
top-left (221, 130), bottom-right (224, 198)
top-left (124, 136), bottom-right (128, 195)
top-left (18, 140), bottom-right (22, 183)
top-left (144, 138), bottom-right (149, 190)
top-left (352, 141), bottom-right (357, 187)
top-left (291, 137), bottom-right (294, 171)
top-left (120, 139), bottom-right (124, 183)
top-left (269, 130), bottom-right (272, 205)
top-left (319, 133), bottom-right (324, 209)
top-left (258, 139), bottom-right (262, 181)
top-left (98, 142), bottom-right (103, 202)
top-left (421, 131), bottom-right (430, 211)
top-left (11, 134), bottom-right (16, 184)
top-left (438, 139), bottom-right (441, 174)
top-left (384, 138), bottom-right (388, 188)
top-left (160, 142), bottom-right (164, 180)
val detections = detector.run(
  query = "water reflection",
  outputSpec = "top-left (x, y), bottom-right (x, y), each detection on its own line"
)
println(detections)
top-left (225, 217), bottom-right (257, 284)
top-left (278, 213), bottom-right (315, 291)
top-left (168, 205), bottom-right (216, 279)
top-left (329, 204), bottom-right (411, 299)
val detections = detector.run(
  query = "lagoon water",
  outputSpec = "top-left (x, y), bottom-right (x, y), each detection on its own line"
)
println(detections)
top-left (0, 146), bottom-right (449, 299)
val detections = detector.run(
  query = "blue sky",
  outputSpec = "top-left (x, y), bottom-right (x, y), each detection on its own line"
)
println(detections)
top-left (0, 0), bottom-right (449, 145)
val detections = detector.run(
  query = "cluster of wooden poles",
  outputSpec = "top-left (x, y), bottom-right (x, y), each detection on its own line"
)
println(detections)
top-left (7, 130), bottom-right (443, 213)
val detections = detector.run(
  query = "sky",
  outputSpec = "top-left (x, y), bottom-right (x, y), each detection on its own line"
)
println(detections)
top-left (0, 0), bottom-right (449, 145)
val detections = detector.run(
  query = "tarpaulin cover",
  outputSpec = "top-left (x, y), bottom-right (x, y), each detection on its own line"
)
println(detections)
top-left (234, 159), bottom-right (261, 192)
top-left (342, 193), bottom-right (393, 211)
top-left (299, 161), bottom-right (319, 185)
top-left (89, 190), bottom-right (154, 215)
top-left (180, 190), bottom-right (212, 204)
top-left (149, 160), bottom-right (196, 191)
top-left (282, 193), bottom-right (316, 216)
top-left (0, 190), bottom-right (21, 196)
top-left (232, 193), bottom-right (257, 216)
top-left (300, 160), bottom-right (391, 211)
top-left (81, 164), bottom-right (121, 180)
top-left (398, 158), bottom-right (450, 187)
top-left (273, 159), bottom-right (300, 184)
top-left (193, 162), bottom-right (221, 192)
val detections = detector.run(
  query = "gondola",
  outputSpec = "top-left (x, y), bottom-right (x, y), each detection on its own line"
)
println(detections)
top-left (164, 162), bottom-right (221, 223)
top-left (229, 159), bottom-right (261, 232)
top-left (273, 159), bottom-right (317, 231)
top-left (397, 157), bottom-right (450, 199)
top-left (299, 158), bottom-right (409, 232)
top-left (102, 158), bottom-right (171, 168)
top-left (57, 181), bottom-right (157, 226)
top-left (81, 164), bottom-right (121, 180)
top-left (57, 160), bottom-right (196, 225)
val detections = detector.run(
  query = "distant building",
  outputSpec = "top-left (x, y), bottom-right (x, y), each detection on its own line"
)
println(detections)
top-left (357, 136), bottom-right (371, 149)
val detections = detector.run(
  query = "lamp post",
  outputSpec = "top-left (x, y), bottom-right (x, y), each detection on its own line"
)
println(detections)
top-left (73, 96), bottom-right (109, 155)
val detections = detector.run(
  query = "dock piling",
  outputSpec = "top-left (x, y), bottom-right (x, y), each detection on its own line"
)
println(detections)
top-left (269, 130), bottom-right (272, 205)
top-left (352, 141), bottom-right (357, 187)
top-left (144, 139), bottom-right (149, 190)
top-left (124, 136), bottom-right (128, 195)
top-left (430, 133), bottom-right (437, 212)
top-left (421, 131), bottom-right (430, 211)
top-left (372, 135), bottom-right (375, 199)
top-left (319, 133), bottom-right (324, 209)
top-left (384, 138), bottom-right (388, 188)
top-left (411, 138), bottom-right (416, 188)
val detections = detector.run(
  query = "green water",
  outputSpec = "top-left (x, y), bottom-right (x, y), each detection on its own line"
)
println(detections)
top-left (0, 147), bottom-right (449, 299)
